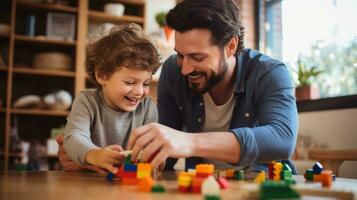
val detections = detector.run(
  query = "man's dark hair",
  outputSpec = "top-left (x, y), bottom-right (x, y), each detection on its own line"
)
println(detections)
top-left (166, 0), bottom-right (245, 55)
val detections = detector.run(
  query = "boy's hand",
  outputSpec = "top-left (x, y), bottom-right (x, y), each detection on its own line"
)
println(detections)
top-left (85, 145), bottom-right (125, 174)
top-left (56, 134), bottom-right (106, 175)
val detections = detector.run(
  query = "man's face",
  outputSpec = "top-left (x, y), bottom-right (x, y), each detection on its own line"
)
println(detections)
top-left (175, 29), bottom-right (228, 94)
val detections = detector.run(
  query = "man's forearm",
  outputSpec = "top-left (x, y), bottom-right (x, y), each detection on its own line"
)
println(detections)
top-left (189, 132), bottom-right (240, 163)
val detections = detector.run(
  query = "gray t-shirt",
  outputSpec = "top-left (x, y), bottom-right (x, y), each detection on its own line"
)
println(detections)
top-left (63, 90), bottom-right (158, 165)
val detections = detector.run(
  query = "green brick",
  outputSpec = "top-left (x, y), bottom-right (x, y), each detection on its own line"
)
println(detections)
top-left (281, 170), bottom-right (292, 180)
top-left (205, 195), bottom-right (221, 200)
top-left (260, 180), bottom-right (300, 200)
top-left (234, 169), bottom-right (244, 180)
top-left (305, 169), bottom-right (314, 181)
top-left (152, 184), bottom-right (166, 193)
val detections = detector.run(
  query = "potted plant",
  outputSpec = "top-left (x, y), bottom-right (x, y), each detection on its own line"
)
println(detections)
top-left (155, 11), bottom-right (173, 43)
top-left (295, 59), bottom-right (322, 101)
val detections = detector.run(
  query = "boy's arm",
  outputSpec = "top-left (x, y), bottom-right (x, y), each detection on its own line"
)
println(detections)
top-left (56, 134), bottom-right (106, 174)
top-left (63, 93), bottom-right (98, 165)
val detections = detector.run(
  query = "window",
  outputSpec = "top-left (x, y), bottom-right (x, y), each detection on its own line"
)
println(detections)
top-left (264, 0), bottom-right (357, 99)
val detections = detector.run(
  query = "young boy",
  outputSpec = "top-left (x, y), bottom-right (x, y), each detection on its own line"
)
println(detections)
top-left (63, 24), bottom-right (161, 174)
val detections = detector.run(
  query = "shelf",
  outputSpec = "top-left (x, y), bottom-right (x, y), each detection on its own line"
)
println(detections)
top-left (0, 66), bottom-right (8, 72)
top-left (12, 67), bottom-right (75, 77)
top-left (11, 108), bottom-right (69, 116)
top-left (0, 33), bottom-right (10, 38)
top-left (88, 10), bottom-right (144, 24)
top-left (16, 0), bottom-right (78, 13)
top-left (15, 35), bottom-right (76, 46)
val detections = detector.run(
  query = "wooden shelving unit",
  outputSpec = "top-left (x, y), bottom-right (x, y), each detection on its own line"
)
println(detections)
top-left (88, 10), bottom-right (144, 24)
top-left (12, 67), bottom-right (75, 77)
top-left (0, 0), bottom-right (146, 171)
top-left (14, 35), bottom-right (77, 46)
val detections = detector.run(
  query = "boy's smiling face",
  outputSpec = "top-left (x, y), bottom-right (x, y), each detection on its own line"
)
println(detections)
top-left (96, 67), bottom-right (152, 112)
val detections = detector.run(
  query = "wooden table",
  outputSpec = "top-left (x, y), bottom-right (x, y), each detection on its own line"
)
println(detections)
top-left (1, 171), bottom-right (357, 200)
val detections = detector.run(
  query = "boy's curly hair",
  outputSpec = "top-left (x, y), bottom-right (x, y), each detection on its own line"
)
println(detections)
top-left (86, 23), bottom-right (161, 87)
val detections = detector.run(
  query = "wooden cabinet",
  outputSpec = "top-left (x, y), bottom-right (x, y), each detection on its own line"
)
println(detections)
top-left (0, 0), bottom-right (146, 171)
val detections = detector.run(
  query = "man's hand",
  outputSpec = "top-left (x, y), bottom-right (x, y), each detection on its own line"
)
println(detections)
top-left (85, 145), bottom-right (125, 174)
top-left (56, 134), bottom-right (106, 175)
top-left (127, 122), bottom-right (194, 168)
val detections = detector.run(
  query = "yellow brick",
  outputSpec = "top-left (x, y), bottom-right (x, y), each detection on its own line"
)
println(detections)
top-left (178, 175), bottom-right (192, 187)
top-left (137, 171), bottom-right (151, 179)
top-left (273, 163), bottom-right (283, 170)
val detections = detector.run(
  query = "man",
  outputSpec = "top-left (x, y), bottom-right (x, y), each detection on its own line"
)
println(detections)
top-left (57, 0), bottom-right (298, 173)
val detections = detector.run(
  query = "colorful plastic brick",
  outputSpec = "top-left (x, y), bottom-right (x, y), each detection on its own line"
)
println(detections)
top-left (202, 176), bottom-right (220, 196)
top-left (217, 177), bottom-right (229, 189)
top-left (313, 162), bottom-right (323, 174)
top-left (106, 172), bottom-right (115, 182)
top-left (138, 176), bottom-right (154, 192)
top-left (254, 171), bottom-right (266, 184)
top-left (304, 169), bottom-right (314, 181)
top-left (260, 180), bottom-right (300, 200)
top-left (204, 195), bottom-right (221, 200)
top-left (225, 169), bottom-right (235, 178)
top-left (234, 170), bottom-right (244, 180)
top-left (152, 184), bottom-right (166, 193)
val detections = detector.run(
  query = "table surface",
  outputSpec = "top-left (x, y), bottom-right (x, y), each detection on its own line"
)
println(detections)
top-left (1, 171), bottom-right (357, 200)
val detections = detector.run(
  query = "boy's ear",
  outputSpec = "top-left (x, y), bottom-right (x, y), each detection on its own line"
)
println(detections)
top-left (95, 71), bottom-right (107, 86)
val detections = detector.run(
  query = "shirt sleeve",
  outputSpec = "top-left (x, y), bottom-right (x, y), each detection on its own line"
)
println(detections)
top-left (231, 64), bottom-right (298, 166)
top-left (144, 98), bottom-right (159, 124)
top-left (157, 56), bottom-right (183, 130)
top-left (63, 93), bottom-right (99, 165)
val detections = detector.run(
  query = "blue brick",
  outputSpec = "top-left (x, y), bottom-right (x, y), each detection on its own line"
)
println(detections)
top-left (312, 162), bottom-right (323, 174)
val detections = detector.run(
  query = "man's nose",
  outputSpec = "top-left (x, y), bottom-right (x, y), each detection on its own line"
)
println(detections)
top-left (181, 57), bottom-right (194, 76)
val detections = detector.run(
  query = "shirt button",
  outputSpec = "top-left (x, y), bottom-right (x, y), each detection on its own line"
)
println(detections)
top-left (179, 106), bottom-right (183, 110)
top-left (245, 113), bottom-right (250, 118)
top-left (199, 102), bottom-right (203, 106)
top-left (198, 118), bottom-right (202, 122)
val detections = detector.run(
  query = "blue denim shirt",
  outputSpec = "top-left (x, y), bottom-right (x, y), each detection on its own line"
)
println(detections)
top-left (158, 49), bottom-right (298, 172)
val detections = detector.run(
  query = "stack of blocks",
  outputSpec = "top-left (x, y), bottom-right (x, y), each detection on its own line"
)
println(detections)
top-left (106, 153), bottom-right (165, 193)
top-left (304, 162), bottom-right (334, 188)
top-left (177, 163), bottom-right (226, 199)
top-left (265, 161), bottom-right (294, 185)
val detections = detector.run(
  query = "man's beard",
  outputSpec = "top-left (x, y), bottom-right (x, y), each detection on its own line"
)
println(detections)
top-left (188, 56), bottom-right (228, 94)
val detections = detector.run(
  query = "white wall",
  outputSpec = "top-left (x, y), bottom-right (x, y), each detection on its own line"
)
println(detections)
top-left (298, 108), bottom-right (357, 178)
top-left (145, 0), bottom-right (176, 34)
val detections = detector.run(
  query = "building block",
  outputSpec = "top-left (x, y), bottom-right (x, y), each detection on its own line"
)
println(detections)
top-left (254, 171), bottom-right (266, 184)
top-left (283, 163), bottom-right (292, 172)
top-left (178, 173), bottom-right (192, 187)
top-left (124, 154), bottom-right (133, 165)
top-left (281, 170), bottom-right (292, 180)
top-left (124, 164), bottom-right (137, 172)
top-left (202, 176), bottom-right (220, 196)
top-left (106, 172), bottom-right (115, 182)
top-left (225, 169), bottom-right (235, 178)
top-left (217, 177), bottom-right (229, 189)
top-left (178, 185), bottom-right (190, 193)
top-left (196, 164), bottom-right (214, 174)
top-left (204, 195), bottom-right (221, 200)
top-left (122, 178), bottom-right (138, 185)
top-left (321, 173), bottom-right (333, 188)
top-left (137, 171), bottom-right (151, 179)
top-left (313, 174), bottom-right (323, 182)
top-left (260, 180), bottom-right (300, 200)
top-left (304, 169), bottom-right (314, 181)
top-left (234, 170), bottom-right (244, 180)
top-left (152, 184), bottom-right (166, 193)
top-left (138, 176), bottom-right (154, 192)
top-left (192, 185), bottom-right (201, 193)
top-left (138, 163), bottom-right (152, 172)
top-left (121, 171), bottom-right (137, 178)
top-left (313, 162), bottom-right (323, 174)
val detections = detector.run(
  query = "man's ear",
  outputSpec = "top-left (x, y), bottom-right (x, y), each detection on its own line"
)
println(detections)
top-left (95, 71), bottom-right (106, 86)
top-left (226, 36), bottom-right (238, 57)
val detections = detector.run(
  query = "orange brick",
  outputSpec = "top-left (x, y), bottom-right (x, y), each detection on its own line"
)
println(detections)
top-left (225, 169), bottom-right (235, 178)
top-left (138, 163), bottom-right (152, 172)
top-left (138, 176), bottom-right (154, 192)
top-left (313, 174), bottom-right (323, 182)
